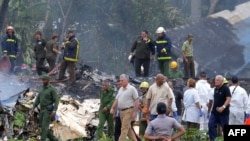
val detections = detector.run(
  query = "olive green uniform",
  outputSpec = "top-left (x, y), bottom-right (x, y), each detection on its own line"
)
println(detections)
top-left (96, 88), bottom-right (115, 140)
top-left (46, 39), bottom-right (58, 71)
top-left (169, 69), bottom-right (184, 79)
top-left (33, 84), bottom-right (59, 141)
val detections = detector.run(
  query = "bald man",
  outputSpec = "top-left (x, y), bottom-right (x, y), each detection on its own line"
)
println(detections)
top-left (146, 73), bottom-right (173, 121)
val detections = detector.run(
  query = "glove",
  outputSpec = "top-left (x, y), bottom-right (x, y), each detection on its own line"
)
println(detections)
top-left (161, 48), bottom-right (166, 53)
top-left (128, 54), bottom-right (132, 61)
top-left (173, 111), bottom-right (178, 120)
top-left (207, 113), bottom-right (210, 119)
top-left (246, 114), bottom-right (250, 119)
top-left (199, 109), bottom-right (203, 117)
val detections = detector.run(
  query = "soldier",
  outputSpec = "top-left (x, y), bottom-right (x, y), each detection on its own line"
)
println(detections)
top-left (31, 74), bottom-right (59, 141)
top-left (34, 31), bottom-right (49, 76)
top-left (96, 80), bottom-right (115, 140)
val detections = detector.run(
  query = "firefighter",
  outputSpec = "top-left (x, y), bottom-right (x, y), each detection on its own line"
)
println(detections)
top-left (1, 26), bottom-right (19, 73)
top-left (155, 27), bottom-right (172, 78)
top-left (95, 80), bottom-right (115, 140)
top-left (34, 31), bottom-right (49, 76)
top-left (58, 30), bottom-right (79, 84)
top-left (31, 74), bottom-right (59, 141)
top-left (168, 61), bottom-right (184, 79)
top-left (139, 81), bottom-right (149, 139)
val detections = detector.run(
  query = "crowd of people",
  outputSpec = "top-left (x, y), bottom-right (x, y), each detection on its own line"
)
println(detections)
top-left (1, 25), bottom-right (250, 141)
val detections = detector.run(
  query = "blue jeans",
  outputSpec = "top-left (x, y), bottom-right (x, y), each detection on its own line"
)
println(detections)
top-left (208, 113), bottom-right (229, 141)
top-left (150, 114), bottom-right (158, 121)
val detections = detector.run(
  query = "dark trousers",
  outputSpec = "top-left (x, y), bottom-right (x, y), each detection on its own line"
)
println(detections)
top-left (46, 56), bottom-right (56, 72)
top-left (134, 58), bottom-right (150, 77)
top-left (208, 114), bottom-right (229, 141)
top-left (9, 57), bottom-right (16, 73)
top-left (36, 57), bottom-right (49, 75)
top-left (114, 116), bottom-right (121, 141)
top-left (58, 60), bottom-right (76, 82)
top-left (183, 56), bottom-right (195, 78)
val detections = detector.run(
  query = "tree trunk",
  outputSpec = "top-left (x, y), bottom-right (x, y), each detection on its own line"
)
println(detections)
top-left (0, 0), bottom-right (10, 31)
top-left (208, 0), bottom-right (220, 16)
top-left (190, 0), bottom-right (201, 21)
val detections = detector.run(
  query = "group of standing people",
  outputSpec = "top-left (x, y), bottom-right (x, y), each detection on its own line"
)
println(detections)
top-left (130, 26), bottom-right (195, 79)
top-left (96, 73), bottom-right (186, 141)
top-left (182, 72), bottom-right (250, 141)
top-left (0, 25), bottom-right (80, 84)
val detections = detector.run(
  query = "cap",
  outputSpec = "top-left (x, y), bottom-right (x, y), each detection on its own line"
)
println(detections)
top-left (41, 74), bottom-right (50, 80)
top-left (35, 31), bottom-right (42, 36)
top-left (67, 29), bottom-right (74, 34)
top-left (231, 76), bottom-right (238, 83)
top-left (187, 34), bottom-right (193, 39)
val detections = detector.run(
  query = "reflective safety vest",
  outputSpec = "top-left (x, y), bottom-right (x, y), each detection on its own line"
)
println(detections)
top-left (1, 35), bottom-right (19, 58)
top-left (63, 36), bottom-right (79, 62)
top-left (155, 35), bottom-right (172, 60)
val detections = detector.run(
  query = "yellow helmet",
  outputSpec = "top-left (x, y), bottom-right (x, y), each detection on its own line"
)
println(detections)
top-left (223, 78), bottom-right (228, 84)
top-left (140, 81), bottom-right (149, 88)
top-left (170, 61), bottom-right (178, 69)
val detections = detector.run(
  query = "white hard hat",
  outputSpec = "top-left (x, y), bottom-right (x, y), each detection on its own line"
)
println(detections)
top-left (155, 27), bottom-right (166, 33)
top-left (6, 26), bottom-right (14, 32)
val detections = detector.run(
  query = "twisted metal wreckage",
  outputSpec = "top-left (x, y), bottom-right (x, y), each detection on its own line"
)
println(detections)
top-left (0, 61), bottom-right (162, 141)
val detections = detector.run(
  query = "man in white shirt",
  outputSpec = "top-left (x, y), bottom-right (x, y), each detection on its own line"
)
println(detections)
top-left (196, 71), bottom-right (211, 130)
top-left (229, 76), bottom-right (248, 125)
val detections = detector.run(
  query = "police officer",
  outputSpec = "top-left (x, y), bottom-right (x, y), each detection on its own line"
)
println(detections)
top-left (34, 31), bottom-right (49, 76)
top-left (155, 27), bottom-right (172, 77)
top-left (96, 80), bottom-right (115, 140)
top-left (1, 26), bottom-right (19, 73)
top-left (58, 30), bottom-right (79, 84)
top-left (32, 74), bottom-right (59, 141)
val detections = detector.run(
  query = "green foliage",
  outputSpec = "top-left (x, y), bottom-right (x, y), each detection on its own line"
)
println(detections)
top-left (181, 128), bottom-right (208, 141)
top-left (13, 111), bottom-right (26, 128)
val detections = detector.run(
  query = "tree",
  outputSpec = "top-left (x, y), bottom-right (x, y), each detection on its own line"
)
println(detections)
top-left (208, 0), bottom-right (220, 15)
top-left (0, 0), bottom-right (10, 32)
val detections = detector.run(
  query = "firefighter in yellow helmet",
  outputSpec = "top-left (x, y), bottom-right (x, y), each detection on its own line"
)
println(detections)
top-left (139, 81), bottom-right (149, 139)
top-left (168, 60), bottom-right (184, 79)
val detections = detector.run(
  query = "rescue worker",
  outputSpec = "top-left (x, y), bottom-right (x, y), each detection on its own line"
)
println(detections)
top-left (196, 71), bottom-right (211, 130)
top-left (130, 30), bottom-right (155, 77)
top-left (1, 26), bottom-right (19, 73)
top-left (229, 76), bottom-right (248, 125)
top-left (34, 31), bottom-right (49, 76)
top-left (58, 30), bottom-right (79, 84)
top-left (168, 60), bottom-right (184, 79)
top-left (96, 80), bottom-right (115, 140)
top-left (168, 81), bottom-right (180, 121)
top-left (155, 27), bottom-right (172, 77)
top-left (31, 74), bottom-right (59, 141)
top-left (182, 34), bottom-right (195, 78)
top-left (45, 35), bottom-right (61, 72)
top-left (139, 81), bottom-right (149, 139)
top-left (182, 78), bottom-right (202, 129)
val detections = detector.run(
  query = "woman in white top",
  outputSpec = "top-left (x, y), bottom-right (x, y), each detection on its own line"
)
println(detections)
top-left (182, 78), bottom-right (202, 129)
